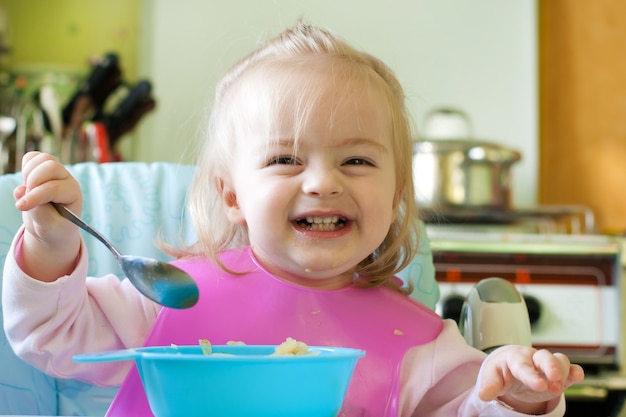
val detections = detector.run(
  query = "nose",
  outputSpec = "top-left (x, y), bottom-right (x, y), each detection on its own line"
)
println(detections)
top-left (301, 164), bottom-right (343, 198)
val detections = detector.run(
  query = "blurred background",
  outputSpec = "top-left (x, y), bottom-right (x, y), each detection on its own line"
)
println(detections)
top-left (0, 0), bottom-right (623, 233)
top-left (0, 0), bottom-right (537, 197)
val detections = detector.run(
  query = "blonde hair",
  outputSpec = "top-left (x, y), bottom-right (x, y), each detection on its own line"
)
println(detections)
top-left (179, 21), bottom-right (420, 293)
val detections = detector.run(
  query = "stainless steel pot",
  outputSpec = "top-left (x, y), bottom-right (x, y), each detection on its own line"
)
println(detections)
top-left (412, 139), bottom-right (521, 210)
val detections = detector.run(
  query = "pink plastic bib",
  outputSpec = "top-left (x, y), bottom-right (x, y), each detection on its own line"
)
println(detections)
top-left (106, 247), bottom-right (443, 417)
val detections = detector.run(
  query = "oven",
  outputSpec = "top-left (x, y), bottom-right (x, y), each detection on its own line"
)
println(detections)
top-left (427, 227), bottom-right (626, 416)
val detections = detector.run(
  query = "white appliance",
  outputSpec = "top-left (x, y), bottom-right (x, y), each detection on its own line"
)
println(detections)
top-left (429, 230), bottom-right (622, 367)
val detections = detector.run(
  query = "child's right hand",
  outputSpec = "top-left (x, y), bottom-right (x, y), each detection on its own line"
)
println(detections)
top-left (13, 151), bottom-right (84, 282)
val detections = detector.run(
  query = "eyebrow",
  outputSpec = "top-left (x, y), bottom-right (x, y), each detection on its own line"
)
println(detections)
top-left (265, 138), bottom-right (296, 148)
top-left (331, 137), bottom-right (390, 156)
top-left (264, 137), bottom-right (388, 152)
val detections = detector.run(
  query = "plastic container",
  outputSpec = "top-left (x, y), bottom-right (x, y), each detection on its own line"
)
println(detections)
top-left (75, 344), bottom-right (365, 417)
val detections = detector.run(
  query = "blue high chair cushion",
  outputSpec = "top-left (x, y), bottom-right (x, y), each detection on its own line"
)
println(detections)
top-left (0, 161), bottom-right (196, 416)
top-left (397, 220), bottom-right (440, 310)
top-left (0, 161), bottom-right (437, 416)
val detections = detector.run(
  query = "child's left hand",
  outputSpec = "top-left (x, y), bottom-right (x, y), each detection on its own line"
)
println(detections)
top-left (477, 345), bottom-right (585, 414)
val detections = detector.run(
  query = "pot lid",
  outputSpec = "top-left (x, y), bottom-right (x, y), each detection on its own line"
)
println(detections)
top-left (423, 107), bottom-right (472, 139)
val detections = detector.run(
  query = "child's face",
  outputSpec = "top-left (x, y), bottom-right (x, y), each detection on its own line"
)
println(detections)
top-left (221, 69), bottom-right (397, 289)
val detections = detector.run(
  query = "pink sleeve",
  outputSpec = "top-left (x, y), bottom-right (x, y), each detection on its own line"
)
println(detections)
top-left (399, 320), bottom-right (565, 417)
top-left (2, 227), bottom-right (161, 387)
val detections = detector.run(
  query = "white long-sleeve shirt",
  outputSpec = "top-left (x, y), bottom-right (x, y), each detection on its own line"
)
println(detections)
top-left (2, 228), bottom-right (564, 417)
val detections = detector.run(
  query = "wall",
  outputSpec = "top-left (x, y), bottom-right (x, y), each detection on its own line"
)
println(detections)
top-left (137, 0), bottom-right (538, 205)
top-left (0, 0), bottom-right (140, 77)
top-left (0, 0), bottom-right (538, 206)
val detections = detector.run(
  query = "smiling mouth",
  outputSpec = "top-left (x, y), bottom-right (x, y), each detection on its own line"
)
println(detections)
top-left (295, 216), bottom-right (347, 231)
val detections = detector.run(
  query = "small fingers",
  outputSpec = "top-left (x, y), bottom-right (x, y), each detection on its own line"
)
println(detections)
top-left (566, 363), bottom-right (586, 386)
top-left (13, 184), bottom-right (26, 202)
top-left (507, 349), bottom-right (577, 394)
top-left (22, 153), bottom-right (64, 188)
top-left (529, 349), bottom-right (568, 392)
top-left (15, 152), bottom-right (81, 213)
top-left (531, 351), bottom-right (585, 392)
top-left (516, 351), bottom-right (549, 388)
top-left (20, 150), bottom-right (44, 172)
top-left (478, 346), bottom-right (580, 402)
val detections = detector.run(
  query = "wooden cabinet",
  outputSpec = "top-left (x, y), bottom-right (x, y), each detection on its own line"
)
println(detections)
top-left (539, 1), bottom-right (626, 233)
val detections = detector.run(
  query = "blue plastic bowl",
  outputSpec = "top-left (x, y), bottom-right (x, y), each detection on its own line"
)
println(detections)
top-left (75, 345), bottom-right (365, 417)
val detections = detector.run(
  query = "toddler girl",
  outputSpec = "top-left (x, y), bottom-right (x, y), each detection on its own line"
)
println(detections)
top-left (3, 21), bottom-right (583, 416)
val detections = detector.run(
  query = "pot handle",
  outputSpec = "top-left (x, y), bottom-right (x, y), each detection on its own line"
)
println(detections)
top-left (73, 348), bottom-right (142, 363)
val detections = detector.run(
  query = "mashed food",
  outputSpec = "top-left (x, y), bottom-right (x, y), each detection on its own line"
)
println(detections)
top-left (273, 337), bottom-right (310, 355)
top-left (198, 337), bottom-right (311, 356)
top-left (199, 339), bottom-right (212, 355)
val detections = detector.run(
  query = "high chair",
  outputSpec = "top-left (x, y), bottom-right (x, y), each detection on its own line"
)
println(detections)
top-left (0, 161), bottom-right (441, 415)
top-left (0, 161), bottom-right (196, 415)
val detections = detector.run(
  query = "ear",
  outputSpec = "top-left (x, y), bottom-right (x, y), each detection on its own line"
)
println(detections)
top-left (217, 177), bottom-right (246, 225)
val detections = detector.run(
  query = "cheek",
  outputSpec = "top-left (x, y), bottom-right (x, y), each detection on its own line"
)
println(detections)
top-left (375, 178), bottom-right (399, 225)
top-left (232, 178), bottom-right (282, 223)
top-left (376, 171), bottom-right (398, 202)
top-left (360, 179), bottom-right (396, 219)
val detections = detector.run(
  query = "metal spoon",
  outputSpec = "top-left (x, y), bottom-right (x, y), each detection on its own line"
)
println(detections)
top-left (52, 202), bottom-right (199, 309)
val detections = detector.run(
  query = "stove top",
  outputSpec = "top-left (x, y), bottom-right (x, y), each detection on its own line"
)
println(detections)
top-left (421, 204), bottom-right (595, 234)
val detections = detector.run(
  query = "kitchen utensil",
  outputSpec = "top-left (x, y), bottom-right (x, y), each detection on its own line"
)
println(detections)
top-left (74, 344), bottom-right (365, 417)
top-left (61, 52), bottom-right (121, 127)
top-left (458, 277), bottom-right (532, 352)
top-left (82, 121), bottom-right (116, 163)
top-left (14, 103), bottom-right (46, 172)
top-left (102, 79), bottom-right (155, 147)
top-left (0, 115), bottom-right (16, 173)
top-left (51, 202), bottom-right (199, 309)
top-left (39, 84), bottom-right (63, 141)
top-left (413, 139), bottom-right (521, 210)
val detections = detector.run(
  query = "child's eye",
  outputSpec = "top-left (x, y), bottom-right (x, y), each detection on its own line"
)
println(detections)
top-left (267, 155), bottom-right (299, 166)
top-left (344, 157), bottom-right (374, 166)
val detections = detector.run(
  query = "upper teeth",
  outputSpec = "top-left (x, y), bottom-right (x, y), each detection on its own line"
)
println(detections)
top-left (306, 216), bottom-right (339, 224)
top-left (298, 216), bottom-right (345, 231)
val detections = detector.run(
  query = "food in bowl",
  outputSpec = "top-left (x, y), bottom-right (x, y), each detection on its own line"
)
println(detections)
top-left (197, 337), bottom-right (313, 356)
top-left (199, 338), bottom-right (212, 355)
top-left (273, 336), bottom-right (310, 355)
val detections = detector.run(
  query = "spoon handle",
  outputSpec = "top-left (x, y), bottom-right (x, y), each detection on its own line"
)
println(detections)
top-left (51, 202), bottom-right (122, 259)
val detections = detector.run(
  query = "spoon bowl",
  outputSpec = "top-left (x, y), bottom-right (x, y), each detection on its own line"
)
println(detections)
top-left (52, 202), bottom-right (199, 309)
